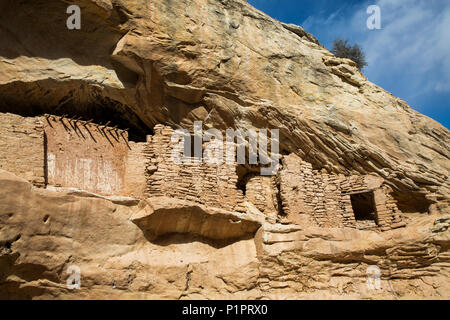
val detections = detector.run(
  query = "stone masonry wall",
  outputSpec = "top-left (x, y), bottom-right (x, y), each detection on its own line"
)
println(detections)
top-left (280, 154), bottom-right (405, 231)
top-left (245, 175), bottom-right (279, 222)
top-left (373, 186), bottom-right (406, 231)
top-left (145, 125), bottom-right (246, 213)
top-left (44, 115), bottom-right (129, 196)
top-left (0, 112), bottom-right (45, 187)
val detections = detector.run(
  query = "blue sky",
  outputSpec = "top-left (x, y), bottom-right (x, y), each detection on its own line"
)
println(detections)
top-left (248, 0), bottom-right (450, 129)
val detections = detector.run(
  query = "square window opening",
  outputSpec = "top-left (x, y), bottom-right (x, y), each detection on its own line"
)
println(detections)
top-left (350, 191), bottom-right (377, 222)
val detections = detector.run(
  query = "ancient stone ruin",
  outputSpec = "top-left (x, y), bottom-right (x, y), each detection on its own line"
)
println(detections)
top-left (1, 111), bottom-right (405, 233)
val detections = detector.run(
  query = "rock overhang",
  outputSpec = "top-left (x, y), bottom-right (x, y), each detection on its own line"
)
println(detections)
top-left (130, 197), bottom-right (263, 242)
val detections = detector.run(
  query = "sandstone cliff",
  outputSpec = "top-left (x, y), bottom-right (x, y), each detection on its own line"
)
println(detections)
top-left (0, 0), bottom-right (449, 299)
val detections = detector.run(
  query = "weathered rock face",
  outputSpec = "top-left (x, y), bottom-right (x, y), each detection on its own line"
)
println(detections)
top-left (0, 0), bottom-right (449, 299)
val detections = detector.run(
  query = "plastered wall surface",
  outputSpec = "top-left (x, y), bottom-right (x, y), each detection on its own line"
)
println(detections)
top-left (44, 116), bottom-right (129, 196)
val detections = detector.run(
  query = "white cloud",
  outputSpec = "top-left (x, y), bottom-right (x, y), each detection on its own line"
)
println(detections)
top-left (359, 0), bottom-right (450, 95)
top-left (300, 0), bottom-right (450, 97)
top-left (435, 83), bottom-right (450, 92)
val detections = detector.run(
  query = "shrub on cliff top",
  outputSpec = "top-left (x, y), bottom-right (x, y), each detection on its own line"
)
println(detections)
top-left (331, 39), bottom-right (368, 71)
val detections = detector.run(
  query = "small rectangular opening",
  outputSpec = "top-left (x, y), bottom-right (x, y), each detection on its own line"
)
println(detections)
top-left (350, 191), bottom-right (377, 222)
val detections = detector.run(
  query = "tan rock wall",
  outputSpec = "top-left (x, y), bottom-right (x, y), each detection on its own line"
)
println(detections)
top-left (0, 112), bottom-right (45, 187)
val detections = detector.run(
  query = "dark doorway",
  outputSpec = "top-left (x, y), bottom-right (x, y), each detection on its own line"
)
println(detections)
top-left (236, 165), bottom-right (252, 196)
top-left (350, 191), bottom-right (377, 222)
